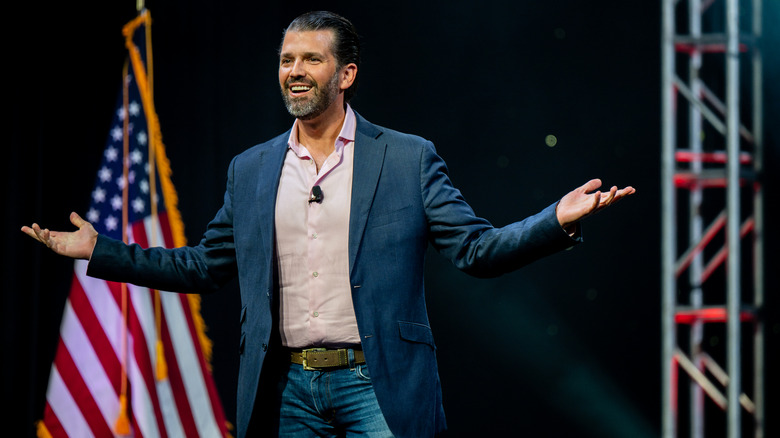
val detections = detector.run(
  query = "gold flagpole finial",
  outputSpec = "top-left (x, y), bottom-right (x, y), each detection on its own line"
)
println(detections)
top-left (137, 0), bottom-right (144, 12)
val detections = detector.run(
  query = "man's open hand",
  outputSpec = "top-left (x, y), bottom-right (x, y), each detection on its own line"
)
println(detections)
top-left (21, 212), bottom-right (98, 260)
top-left (556, 179), bottom-right (635, 231)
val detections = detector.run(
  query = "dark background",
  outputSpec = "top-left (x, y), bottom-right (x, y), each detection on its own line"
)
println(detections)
top-left (4, 1), bottom-right (778, 437)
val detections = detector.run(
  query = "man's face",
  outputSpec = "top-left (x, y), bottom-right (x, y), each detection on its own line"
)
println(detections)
top-left (279, 30), bottom-right (343, 120)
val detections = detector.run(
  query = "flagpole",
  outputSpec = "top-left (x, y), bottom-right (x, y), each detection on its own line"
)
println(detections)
top-left (114, 60), bottom-right (132, 436)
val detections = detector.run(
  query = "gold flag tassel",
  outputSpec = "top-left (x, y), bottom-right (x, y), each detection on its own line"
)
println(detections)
top-left (156, 339), bottom-right (168, 381)
top-left (155, 291), bottom-right (168, 380)
top-left (115, 391), bottom-right (132, 435)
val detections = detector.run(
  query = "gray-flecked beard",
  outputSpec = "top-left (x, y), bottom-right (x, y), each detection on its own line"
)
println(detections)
top-left (281, 71), bottom-right (341, 120)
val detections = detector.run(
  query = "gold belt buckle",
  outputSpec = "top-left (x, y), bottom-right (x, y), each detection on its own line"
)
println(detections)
top-left (301, 347), bottom-right (327, 371)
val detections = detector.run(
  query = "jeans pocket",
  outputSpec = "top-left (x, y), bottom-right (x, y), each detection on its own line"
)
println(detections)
top-left (355, 364), bottom-right (371, 381)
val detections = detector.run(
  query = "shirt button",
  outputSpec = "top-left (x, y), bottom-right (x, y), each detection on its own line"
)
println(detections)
top-left (312, 233), bottom-right (318, 239)
top-left (313, 272), bottom-right (319, 277)
top-left (312, 311), bottom-right (319, 317)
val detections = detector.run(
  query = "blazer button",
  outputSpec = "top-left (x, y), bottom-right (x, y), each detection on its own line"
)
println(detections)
top-left (262, 343), bottom-right (268, 352)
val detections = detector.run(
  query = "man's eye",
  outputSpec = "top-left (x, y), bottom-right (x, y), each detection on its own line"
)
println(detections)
top-left (308, 58), bottom-right (321, 63)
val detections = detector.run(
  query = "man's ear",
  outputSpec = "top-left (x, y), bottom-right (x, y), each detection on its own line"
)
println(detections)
top-left (340, 63), bottom-right (358, 91)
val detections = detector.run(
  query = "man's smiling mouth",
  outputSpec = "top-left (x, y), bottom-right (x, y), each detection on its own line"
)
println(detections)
top-left (289, 85), bottom-right (312, 94)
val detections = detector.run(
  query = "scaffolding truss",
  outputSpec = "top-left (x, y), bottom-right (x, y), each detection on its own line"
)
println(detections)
top-left (661, 0), bottom-right (764, 437)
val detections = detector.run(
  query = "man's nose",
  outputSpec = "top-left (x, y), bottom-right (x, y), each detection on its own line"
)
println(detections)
top-left (290, 59), bottom-right (305, 77)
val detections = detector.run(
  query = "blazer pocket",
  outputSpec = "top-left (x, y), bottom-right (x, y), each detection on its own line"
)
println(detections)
top-left (370, 205), bottom-right (413, 228)
top-left (398, 321), bottom-right (436, 350)
top-left (239, 305), bottom-right (248, 355)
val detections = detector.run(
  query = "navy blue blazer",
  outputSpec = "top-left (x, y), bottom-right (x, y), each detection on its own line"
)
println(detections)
top-left (88, 112), bottom-right (579, 437)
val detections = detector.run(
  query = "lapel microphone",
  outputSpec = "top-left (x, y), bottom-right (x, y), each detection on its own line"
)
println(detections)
top-left (309, 185), bottom-right (324, 204)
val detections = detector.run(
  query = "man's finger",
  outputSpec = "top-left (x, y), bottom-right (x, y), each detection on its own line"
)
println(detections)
top-left (21, 225), bottom-right (42, 243)
top-left (590, 191), bottom-right (601, 212)
top-left (601, 187), bottom-right (617, 206)
top-left (40, 228), bottom-right (51, 245)
top-left (614, 187), bottom-right (636, 202)
top-left (31, 223), bottom-right (45, 241)
top-left (581, 178), bottom-right (602, 194)
top-left (27, 224), bottom-right (49, 246)
top-left (70, 212), bottom-right (87, 228)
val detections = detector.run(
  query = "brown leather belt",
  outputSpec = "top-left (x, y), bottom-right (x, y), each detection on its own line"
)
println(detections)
top-left (289, 348), bottom-right (365, 371)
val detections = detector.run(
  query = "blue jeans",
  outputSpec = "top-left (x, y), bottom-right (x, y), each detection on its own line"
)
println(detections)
top-left (277, 351), bottom-right (393, 437)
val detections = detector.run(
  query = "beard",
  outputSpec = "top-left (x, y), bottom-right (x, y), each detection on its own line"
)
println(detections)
top-left (281, 70), bottom-right (341, 120)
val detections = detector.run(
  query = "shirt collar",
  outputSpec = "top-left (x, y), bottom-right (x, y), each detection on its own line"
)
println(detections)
top-left (287, 104), bottom-right (356, 157)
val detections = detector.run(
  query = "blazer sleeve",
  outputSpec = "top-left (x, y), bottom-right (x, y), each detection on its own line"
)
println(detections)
top-left (86, 157), bottom-right (240, 293)
top-left (420, 141), bottom-right (580, 278)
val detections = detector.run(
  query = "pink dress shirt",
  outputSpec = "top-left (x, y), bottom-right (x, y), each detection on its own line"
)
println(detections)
top-left (274, 105), bottom-right (360, 348)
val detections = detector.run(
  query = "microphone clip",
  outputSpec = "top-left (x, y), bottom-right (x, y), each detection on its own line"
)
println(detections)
top-left (309, 185), bottom-right (324, 204)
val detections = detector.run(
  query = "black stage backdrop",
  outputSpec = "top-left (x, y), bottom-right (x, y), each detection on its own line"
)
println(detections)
top-left (5, 1), bottom-right (779, 437)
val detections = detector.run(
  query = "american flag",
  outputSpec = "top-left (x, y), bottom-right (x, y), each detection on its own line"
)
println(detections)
top-left (37, 10), bottom-right (231, 438)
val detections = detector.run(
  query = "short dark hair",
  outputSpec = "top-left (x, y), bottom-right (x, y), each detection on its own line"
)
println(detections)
top-left (283, 11), bottom-right (360, 103)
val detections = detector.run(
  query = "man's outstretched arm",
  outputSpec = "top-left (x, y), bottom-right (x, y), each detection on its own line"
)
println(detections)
top-left (21, 212), bottom-right (98, 260)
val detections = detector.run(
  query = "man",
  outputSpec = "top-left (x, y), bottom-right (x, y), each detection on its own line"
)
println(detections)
top-left (23, 10), bottom-right (635, 438)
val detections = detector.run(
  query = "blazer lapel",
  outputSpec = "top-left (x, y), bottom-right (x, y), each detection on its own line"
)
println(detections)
top-left (349, 113), bottom-right (386, 275)
top-left (253, 133), bottom-right (289, 256)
